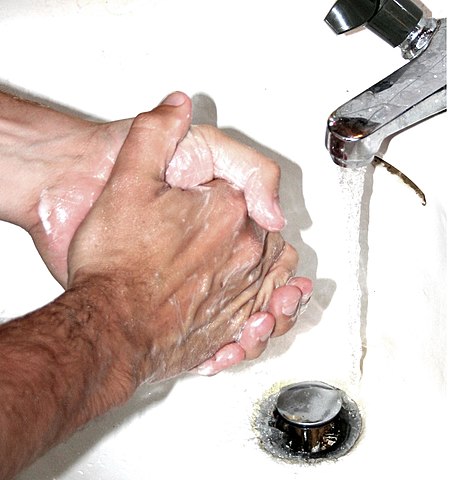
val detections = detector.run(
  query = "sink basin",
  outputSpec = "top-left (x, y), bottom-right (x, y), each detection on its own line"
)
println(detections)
top-left (0, 0), bottom-right (449, 478)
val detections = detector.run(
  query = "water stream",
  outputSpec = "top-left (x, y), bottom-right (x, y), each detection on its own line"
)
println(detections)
top-left (336, 166), bottom-right (372, 392)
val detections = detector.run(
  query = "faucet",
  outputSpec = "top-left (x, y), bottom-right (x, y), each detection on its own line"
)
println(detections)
top-left (324, 0), bottom-right (447, 168)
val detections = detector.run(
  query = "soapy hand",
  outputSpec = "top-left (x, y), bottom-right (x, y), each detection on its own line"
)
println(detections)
top-left (67, 93), bottom-right (297, 379)
top-left (0, 94), bottom-right (312, 479)
top-left (12, 92), bottom-right (312, 373)
top-left (28, 104), bottom-right (288, 286)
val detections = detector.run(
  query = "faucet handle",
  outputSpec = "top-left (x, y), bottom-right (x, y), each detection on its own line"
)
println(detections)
top-left (325, 0), bottom-right (423, 47)
top-left (325, 0), bottom-right (379, 34)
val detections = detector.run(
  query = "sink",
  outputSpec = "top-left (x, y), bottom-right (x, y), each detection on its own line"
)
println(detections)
top-left (0, 0), bottom-right (449, 478)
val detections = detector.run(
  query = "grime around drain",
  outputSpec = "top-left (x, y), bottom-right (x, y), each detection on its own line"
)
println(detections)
top-left (252, 381), bottom-right (362, 464)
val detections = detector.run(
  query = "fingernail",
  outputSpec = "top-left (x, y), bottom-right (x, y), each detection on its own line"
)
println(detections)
top-left (252, 312), bottom-right (274, 342)
top-left (249, 312), bottom-right (269, 329)
top-left (196, 361), bottom-right (216, 376)
top-left (161, 91), bottom-right (186, 107)
top-left (281, 297), bottom-right (300, 317)
top-left (287, 278), bottom-right (314, 304)
top-left (258, 329), bottom-right (272, 343)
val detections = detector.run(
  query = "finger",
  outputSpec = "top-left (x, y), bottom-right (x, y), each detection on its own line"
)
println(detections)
top-left (237, 311), bottom-right (275, 360)
top-left (241, 157), bottom-right (285, 233)
top-left (253, 242), bottom-right (299, 312)
top-left (267, 284), bottom-right (303, 337)
top-left (167, 126), bottom-right (286, 231)
top-left (238, 279), bottom-right (312, 357)
top-left (111, 92), bottom-right (192, 188)
top-left (194, 343), bottom-right (245, 376)
top-left (202, 128), bottom-right (287, 231)
top-left (287, 276), bottom-right (314, 305)
top-left (194, 312), bottom-right (276, 375)
top-left (269, 278), bottom-right (313, 339)
top-left (191, 278), bottom-right (313, 375)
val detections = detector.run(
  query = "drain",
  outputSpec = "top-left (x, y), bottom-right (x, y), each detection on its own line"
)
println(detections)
top-left (253, 381), bottom-right (362, 463)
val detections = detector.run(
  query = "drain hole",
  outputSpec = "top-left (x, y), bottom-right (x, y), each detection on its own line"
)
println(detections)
top-left (253, 381), bottom-right (362, 463)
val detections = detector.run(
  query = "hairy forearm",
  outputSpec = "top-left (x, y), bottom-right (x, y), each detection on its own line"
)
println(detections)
top-left (0, 279), bottom-right (145, 480)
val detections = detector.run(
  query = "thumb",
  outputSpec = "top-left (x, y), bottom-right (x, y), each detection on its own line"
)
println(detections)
top-left (110, 92), bottom-right (192, 188)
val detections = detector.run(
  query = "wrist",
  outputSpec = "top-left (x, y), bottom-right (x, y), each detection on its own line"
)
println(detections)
top-left (70, 269), bottom-right (170, 384)
top-left (0, 92), bottom-right (93, 229)
top-left (0, 91), bottom-right (131, 232)
top-left (61, 276), bottom-right (150, 407)
top-left (0, 276), bottom-right (147, 477)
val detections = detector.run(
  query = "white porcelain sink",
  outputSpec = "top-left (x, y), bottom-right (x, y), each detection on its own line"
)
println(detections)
top-left (0, 0), bottom-right (450, 478)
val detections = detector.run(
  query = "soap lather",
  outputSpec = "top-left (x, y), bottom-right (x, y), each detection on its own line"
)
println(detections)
top-left (324, 0), bottom-right (447, 169)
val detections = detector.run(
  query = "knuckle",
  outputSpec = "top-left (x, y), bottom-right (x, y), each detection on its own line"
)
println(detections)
top-left (133, 111), bottom-right (156, 129)
top-left (133, 109), bottom-right (183, 134)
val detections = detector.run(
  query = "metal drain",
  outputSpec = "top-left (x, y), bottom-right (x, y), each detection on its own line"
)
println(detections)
top-left (253, 381), bottom-right (362, 463)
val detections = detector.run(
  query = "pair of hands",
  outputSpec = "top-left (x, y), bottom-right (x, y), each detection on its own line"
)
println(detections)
top-left (27, 92), bottom-right (312, 379)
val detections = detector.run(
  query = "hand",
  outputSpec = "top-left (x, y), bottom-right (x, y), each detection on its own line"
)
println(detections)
top-left (67, 92), bottom-right (296, 380)
top-left (28, 109), bottom-right (289, 286)
top-left (27, 93), bottom-right (312, 374)
top-left (0, 95), bottom-right (309, 479)
top-left (0, 91), bottom-right (312, 374)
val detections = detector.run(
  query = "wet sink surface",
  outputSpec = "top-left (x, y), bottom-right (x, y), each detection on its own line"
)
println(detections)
top-left (0, 0), bottom-right (450, 478)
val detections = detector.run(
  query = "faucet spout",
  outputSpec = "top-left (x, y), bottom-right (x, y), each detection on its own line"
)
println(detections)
top-left (325, 16), bottom-right (446, 168)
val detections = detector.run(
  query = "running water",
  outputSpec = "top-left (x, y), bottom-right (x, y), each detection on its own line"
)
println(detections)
top-left (336, 166), bottom-right (371, 391)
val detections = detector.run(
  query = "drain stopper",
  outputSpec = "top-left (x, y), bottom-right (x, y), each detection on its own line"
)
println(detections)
top-left (275, 381), bottom-right (344, 454)
top-left (254, 381), bottom-right (362, 463)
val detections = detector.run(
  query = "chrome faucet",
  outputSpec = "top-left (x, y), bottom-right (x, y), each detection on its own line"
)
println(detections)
top-left (324, 0), bottom-right (447, 168)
